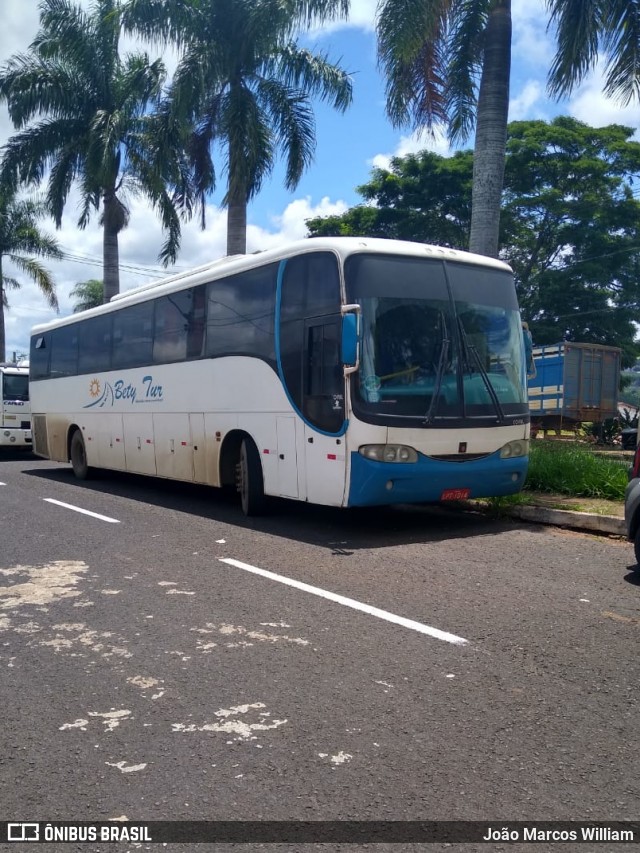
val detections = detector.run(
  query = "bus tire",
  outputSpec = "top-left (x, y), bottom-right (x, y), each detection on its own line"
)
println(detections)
top-left (70, 430), bottom-right (90, 480)
top-left (237, 437), bottom-right (265, 516)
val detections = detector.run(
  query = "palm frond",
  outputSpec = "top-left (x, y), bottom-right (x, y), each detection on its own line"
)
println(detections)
top-left (600, 0), bottom-right (640, 105)
top-left (256, 78), bottom-right (316, 190)
top-left (269, 45), bottom-right (353, 111)
top-left (546, 0), bottom-right (605, 98)
top-left (445, 0), bottom-right (490, 143)
top-left (8, 254), bottom-right (59, 310)
top-left (377, 0), bottom-right (452, 129)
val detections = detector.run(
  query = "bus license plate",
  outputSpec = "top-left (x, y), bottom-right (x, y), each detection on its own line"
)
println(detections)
top-left (440, 488), bottom-right (470, 501)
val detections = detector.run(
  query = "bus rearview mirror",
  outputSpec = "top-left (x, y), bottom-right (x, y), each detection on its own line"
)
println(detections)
top-left (341, 313), bottom-right (358, 366)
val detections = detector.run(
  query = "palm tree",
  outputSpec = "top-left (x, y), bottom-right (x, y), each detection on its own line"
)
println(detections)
top-left (0, 0), bottom-right (191, 303)
top-left (377, 0), bottom-right (512, 259)
top-left (547, 0), bottom-right (640, 104)
top-left (123, 0), bottom-right (353, 255)
top-left (0, 190), bottom-right (62, 362)
top-left (70, 278), bottom-right (104, 312)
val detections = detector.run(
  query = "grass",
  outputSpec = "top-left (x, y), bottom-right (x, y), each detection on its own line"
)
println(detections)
top-left (523, 441), bottom-right (629, 501)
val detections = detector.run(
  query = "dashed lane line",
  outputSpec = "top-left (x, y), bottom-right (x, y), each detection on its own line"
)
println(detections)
top-left (219, 557), bottom-right (468, 645)
top-left (43, 498), bottom-right (120, 524)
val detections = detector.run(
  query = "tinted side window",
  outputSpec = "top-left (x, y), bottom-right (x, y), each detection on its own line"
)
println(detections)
top-left (50, 324), bottom-right (79, 377)
top-left (280, 252), bottom-right (341, 320)
top-left (279, 252), bottom-right (341, 412)
top-left (78, 315), bottom-right (112, 374)
top-left (30, 334), bottom-right (50, 380)
top-left (205, 264), bottom-right (277, 362)
top-left (153, 285), bottom-right (206, 364)
top-left (112, 302), bottom-right (154, 369)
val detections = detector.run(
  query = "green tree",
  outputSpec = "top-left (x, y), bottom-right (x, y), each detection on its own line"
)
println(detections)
top-left (0, 189), bottom-right (62, 362)
top-left (547, 0), bottom-right (640, 105)
top-left (306, 148), bottom-right (473, 245)
top-left (307, 117), bottom-right (640, 366)
top-left (376, 0), bottom-right (512, 258)
top-left (0, 0), bottom-right (190, 304)
top-left (502, 117), bottom-right (640, 367)
top-left (123, 0), bottom-right (353, 256)
top-left (70, 278), bottom-right (104, 313)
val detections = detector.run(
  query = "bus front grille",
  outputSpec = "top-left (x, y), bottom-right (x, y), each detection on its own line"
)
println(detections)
top-left (429, 453), bottom-right (490, 463)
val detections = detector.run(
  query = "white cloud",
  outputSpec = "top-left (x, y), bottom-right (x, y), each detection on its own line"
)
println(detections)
top-left (566, 64), bottom-right (640, 133)
top-left (510, 80), bottom-right (545, 120)
top-left (308, 0), bottom-right (377, 34)
top-left (4, 193), bottom-right (350, 358)
top-left (370, 125), bottom-right (451, 171)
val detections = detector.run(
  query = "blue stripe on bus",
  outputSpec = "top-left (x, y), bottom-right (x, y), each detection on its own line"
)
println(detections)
top-left (274, 259), bottom-right (348, 438)
top-left (347, 449), bottom-right (528, 507)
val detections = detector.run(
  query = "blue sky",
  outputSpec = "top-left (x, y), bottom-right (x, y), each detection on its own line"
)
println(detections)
top-left (2, 0), bottom-right (640, 358)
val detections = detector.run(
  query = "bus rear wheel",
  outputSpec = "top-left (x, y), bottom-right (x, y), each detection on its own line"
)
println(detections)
top-left (237, 437), bottom-right (265, 516)
top-left (70, 430), bottom-right (90, 480)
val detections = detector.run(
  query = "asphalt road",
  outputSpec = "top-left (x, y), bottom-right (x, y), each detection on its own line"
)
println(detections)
top-left (1, 450), bottom-right (639, 852)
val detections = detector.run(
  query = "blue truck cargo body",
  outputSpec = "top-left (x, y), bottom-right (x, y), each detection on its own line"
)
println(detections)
top-left (528, 342), bottom-right (621, 424)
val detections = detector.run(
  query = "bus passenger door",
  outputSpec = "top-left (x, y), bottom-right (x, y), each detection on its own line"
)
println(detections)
top-left (302, 316), bottom-right (347, 506)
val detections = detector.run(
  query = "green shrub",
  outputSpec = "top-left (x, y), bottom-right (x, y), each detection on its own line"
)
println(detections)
top-left (524, 441), bottom-right (628, 500)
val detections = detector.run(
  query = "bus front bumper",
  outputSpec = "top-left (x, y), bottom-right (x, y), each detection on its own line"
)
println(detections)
top-left (347, 449), bottom-right (528, 507)
top-left (0, 427), bottom-right (32, 447)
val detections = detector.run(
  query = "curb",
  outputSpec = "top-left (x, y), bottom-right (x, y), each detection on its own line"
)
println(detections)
top-left (503, 504), bottom-right (625, 536)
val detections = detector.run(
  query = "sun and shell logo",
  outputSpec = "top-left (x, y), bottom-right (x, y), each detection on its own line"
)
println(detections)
top-left (83, 377), bottom-right (114, 408)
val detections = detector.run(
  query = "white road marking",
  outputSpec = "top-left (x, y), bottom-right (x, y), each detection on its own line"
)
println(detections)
top-left (43, 498), bottom-right (120, 523)
top-left (0, 482), bottom-right (6, 486)
top-left (219, 558), bottom-right (468, 645)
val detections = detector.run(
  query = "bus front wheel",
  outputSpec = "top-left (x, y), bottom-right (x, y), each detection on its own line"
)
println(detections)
top-left (70, 430), bottom-right (90, 480)
top-left (237, 438), bottom-right (265, 516)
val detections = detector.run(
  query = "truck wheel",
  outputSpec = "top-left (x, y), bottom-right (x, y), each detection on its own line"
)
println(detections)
top-left (70, 430), bottom-right (90, 480)
top-left (237, 437), bottom-right (265, 516)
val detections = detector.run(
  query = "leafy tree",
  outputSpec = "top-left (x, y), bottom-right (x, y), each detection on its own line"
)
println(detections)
top-left (307, 149), bottom-right (473, 245)
top-left (307, 117), bottom-right (640, 367)
top-left (0, 189), bottom-right (62, 362)
top-left (0, 0), bottom-right (190, 303)
top-left (376, 0), bottom-right (512, 258)
top-left (502, 117), bottom-right (640, 366)
top-left (123, 0), bottom-right (353, 256)
top-left (70, 278), bottom-right (104, 313)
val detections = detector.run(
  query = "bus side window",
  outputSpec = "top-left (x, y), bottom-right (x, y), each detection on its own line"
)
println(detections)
top-left (153, 293), bottom-right (189, 364)
top-left (50, 324), bottom-right (80, 378)
top-left (30, 335), bottom-right (50, 380)
top-left (113, 302), bottom-right (154, 369)
top-left (78, 314), bottom-right (112, 374)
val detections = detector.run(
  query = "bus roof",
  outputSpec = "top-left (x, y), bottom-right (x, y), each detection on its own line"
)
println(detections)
top-left (30, 236), bottom-right (513, 336)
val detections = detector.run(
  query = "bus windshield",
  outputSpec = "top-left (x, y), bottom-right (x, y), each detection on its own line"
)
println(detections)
top-left (3, 373), bottom-right (29, 402)
top-left (345, 253), bottom-right (528, 424)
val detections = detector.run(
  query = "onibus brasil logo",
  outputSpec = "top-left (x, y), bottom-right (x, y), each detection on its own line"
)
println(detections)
top-left (83, 375), bottom-right (164, 408)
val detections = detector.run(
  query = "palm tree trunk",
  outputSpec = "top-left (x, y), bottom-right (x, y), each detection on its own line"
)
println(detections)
top-left (468, 0), bottom-right (512, 259)
top-left (227, 196), bottom-right (247, 255)
top-left (103, 194), bottom-right (121, 303)
top-left (0, 256), bottom-right (5, 363)
top-left (226, 135), bottom-right (248, 256)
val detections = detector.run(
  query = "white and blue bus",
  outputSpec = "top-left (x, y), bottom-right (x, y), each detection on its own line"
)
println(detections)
top-left (29, 237), bottom-right (529, 515)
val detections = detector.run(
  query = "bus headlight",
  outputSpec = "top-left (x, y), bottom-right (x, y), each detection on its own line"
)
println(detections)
top-left (500, 439), bottom-right (529, 459)
top-left (359, 444), bottom-right (418, 463)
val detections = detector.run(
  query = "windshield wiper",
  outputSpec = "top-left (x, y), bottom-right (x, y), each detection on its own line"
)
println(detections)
top-left (457, 318), bottom-right (505, 424)
top-left (424, 334), bottom-right (450, 425)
